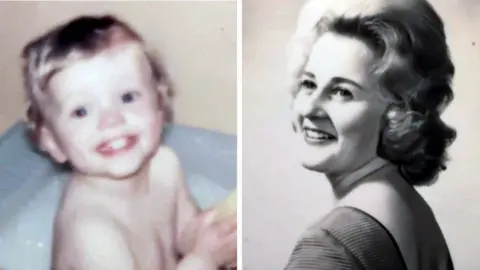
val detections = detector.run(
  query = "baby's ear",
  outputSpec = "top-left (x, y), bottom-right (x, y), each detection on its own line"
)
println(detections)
top-left (39, 126), bottom-right (68, 163)
top-left (157, 83), bottom-right (174, 122)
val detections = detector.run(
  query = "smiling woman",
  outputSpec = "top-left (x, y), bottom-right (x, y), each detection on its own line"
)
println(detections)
top-left (281, 0), bottom-right (456, 268)
top-left (291, 32), bottom-right (387, 179)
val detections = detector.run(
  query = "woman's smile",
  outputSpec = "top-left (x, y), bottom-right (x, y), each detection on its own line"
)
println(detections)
top-left (301, 117), bottom-right (337, 145)
top-left (291, 32), bottom-right (386, 175)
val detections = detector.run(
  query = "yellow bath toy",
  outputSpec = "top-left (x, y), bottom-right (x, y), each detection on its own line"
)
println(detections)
top-left (213, 189), bottom-right (237, 221)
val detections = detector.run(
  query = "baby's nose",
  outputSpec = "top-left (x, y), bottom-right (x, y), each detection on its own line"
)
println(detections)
top-left (98, 109), bottom-right (125, 130)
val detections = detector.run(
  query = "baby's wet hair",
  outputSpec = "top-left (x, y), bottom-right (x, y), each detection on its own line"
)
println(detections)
top-left (22, 14), bottom-right (174, 146)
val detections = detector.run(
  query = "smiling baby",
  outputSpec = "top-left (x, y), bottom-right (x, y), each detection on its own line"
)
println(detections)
top-left (21, 15), bottom-right (236, 270)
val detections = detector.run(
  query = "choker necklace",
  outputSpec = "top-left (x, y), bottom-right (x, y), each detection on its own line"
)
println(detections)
top-left (332, 158), bottom-right (391, 191)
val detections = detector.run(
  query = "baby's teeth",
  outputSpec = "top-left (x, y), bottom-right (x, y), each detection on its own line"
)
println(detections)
top-left (109, 138), bottom-right (127, 149)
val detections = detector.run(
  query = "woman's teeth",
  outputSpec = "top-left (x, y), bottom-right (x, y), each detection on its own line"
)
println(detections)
top-left (304, 128), bottom-right (335, 140)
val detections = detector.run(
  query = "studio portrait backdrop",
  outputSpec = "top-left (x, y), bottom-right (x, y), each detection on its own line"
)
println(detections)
top-left (243, 0), bottom-right (480, 269)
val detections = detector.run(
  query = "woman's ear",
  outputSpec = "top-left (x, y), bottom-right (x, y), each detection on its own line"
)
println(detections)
top-left (39, 125), bottom-right (68, 163)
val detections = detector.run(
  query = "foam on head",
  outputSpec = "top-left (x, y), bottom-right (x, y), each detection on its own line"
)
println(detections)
top-left (22, 16), bottom-right (141, 96)
top-left (21, 14), bottom-right (174, 145)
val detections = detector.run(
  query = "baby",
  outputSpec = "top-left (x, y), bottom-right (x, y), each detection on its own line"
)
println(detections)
top-left (21, 15), bottom-right (236, 270)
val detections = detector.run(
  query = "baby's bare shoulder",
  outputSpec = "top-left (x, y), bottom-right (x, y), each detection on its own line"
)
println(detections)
top-left (56, 180), bottom-right (104, 214)
top-left (53, 211), bottom-right (134, 269)
top-left (149, 145), bottom-right (183, 185)
top-left (151, 145), bottom-right (181, 168)
top-left (55, 197), bottom-right (116, 239)
top-left (55, 180), bottom-right (116, 232)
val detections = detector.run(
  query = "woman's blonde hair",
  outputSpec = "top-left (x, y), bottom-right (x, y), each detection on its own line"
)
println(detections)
top-left (287, 0), bottom-right (456, 186)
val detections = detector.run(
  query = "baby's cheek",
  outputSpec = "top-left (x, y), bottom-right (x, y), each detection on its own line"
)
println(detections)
top-left (148, 110), bottom-right (164, 135)
top-left (127, 104), bottom-right (161, 128)
top-left (57, 119), bottom-right (95, 144)
top-left (69, 121), bottom-right (96, 141)
top-left (127, 105), bottom-right (163, 145)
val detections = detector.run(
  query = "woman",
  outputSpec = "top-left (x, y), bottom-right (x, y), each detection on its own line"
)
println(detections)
top-left (284, 0), bottom-right (456, 269)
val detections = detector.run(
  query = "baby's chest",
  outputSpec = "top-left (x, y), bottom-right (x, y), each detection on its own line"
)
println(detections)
top-left (122, 200), bottom-right (177, 269)
top-left (127, 191), bottom-right (176, 243)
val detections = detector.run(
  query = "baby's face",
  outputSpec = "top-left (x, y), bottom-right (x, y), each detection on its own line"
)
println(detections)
top-left (39, 42), bottom-right (163, 179)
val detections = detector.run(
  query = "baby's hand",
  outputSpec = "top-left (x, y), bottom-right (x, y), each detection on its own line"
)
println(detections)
top-left (192, 212), bottom-right (237, 267)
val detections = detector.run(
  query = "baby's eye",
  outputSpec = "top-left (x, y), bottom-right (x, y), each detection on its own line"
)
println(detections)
top-left (121, 91), bottom-right (139, 104)
top-left (330, 86), bottom-right (353, 101)
top-left (71, 107), bottom-right (88, 118)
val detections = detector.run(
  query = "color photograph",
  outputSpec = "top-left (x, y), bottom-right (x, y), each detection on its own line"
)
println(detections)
top-left (0, 1), bottom-right (237, 270)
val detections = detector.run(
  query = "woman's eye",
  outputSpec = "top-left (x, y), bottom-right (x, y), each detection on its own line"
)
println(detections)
top-left (71, 107), bottom-right (87, 118)
top-left (330, 87), bottom-right (353, 101)
top-left (300, 79), bottom-right (317, 90)
top-left (121, 91), bottom-right (138, 103)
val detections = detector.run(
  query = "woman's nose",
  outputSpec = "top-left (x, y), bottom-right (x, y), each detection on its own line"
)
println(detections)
top-left (98, 109), bottom-right (125, 130)
top-left (300, 94), bottom-right (327, 117)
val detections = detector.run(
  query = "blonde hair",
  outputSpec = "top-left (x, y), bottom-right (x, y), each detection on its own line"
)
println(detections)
top-left (21, 14), bottom-right (174, 144)
top-left (287, 0), bottom-right (457, 186)
top-left (286, 0), bottom-right (416, 96)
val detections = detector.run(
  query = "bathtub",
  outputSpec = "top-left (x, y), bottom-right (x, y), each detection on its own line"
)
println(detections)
top-left (0, 122), bottom-right (236, 270)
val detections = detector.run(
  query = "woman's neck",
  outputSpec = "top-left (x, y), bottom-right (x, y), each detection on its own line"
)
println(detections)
top-left (326, 157), bottom-right (393, 200)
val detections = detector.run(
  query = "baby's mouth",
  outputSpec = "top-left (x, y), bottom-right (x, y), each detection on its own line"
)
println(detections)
top-left (96, 135), bottom-right (138, 157)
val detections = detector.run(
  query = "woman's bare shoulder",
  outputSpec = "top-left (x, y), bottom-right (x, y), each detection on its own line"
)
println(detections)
top-left (340, 177), bottom-right (414, 226)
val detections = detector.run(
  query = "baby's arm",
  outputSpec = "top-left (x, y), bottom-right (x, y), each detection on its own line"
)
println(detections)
top-left (177, 254), bottom-right (217, 270)
top-left (176, 213), bottom-right (237, 270)
top-left (152, 146), bottom-right (200, 255)
top-left (53, 216), bottom-right (136, 270)
top-left (172, 151), bottom-right (201, 255)
top-left (153, 146), bottom-right (236, 264)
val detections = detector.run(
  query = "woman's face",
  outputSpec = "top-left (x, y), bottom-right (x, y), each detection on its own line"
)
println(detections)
top-left (291, 32), bottom-right (388, 177)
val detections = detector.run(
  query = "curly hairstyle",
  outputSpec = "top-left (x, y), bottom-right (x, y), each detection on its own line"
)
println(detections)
top-left (287, 0), bottom-right (456, 186)
top-left (21, 14), bottom-right (175, 147)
